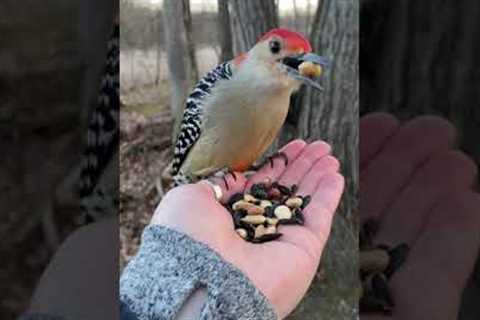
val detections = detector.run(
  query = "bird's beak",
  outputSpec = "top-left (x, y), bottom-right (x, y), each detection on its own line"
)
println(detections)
top-left (281, 53), bottom-right (330, 90)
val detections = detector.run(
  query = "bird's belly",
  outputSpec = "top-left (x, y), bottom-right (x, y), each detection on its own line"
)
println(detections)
top-left (186, 93), bottom-right (291, 177)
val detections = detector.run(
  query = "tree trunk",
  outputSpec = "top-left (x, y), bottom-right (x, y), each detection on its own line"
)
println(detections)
top-left (162, 0), bottom-right (191, 141)
top-left (228, 0), bottom-right (279, 55)
top-left (182, 0), bottom-right (199, 82)
top-left (217, 0), bottom-right (234, 62)
top-left (292, 0), bottom-right (301, 31)
top-left (229, 0), bottom-right (358, 318)
top-left (282, 1), bottom-right (359, 319)
top-left (155, 10), bottom-right (162, 86)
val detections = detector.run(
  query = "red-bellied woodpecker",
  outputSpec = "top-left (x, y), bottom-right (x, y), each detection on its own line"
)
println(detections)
top-left (169, 28), bottom-right (329, 186)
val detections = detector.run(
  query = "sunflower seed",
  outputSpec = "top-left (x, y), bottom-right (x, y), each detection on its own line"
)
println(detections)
top-left (301, 195), bottom-right (311, 209)
top-left (294, 210), bottom-right (305, 225)
top-left (277, 184), bottom-right (291, 196)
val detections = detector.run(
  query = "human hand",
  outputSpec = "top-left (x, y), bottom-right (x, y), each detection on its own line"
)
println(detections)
top-left (151, 139), bottom-right (344, 319)
top-left (360, 113), bottom-right (480, 319)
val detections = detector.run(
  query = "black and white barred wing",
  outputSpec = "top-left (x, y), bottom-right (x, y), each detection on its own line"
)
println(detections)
top-left (170, 62), bottom-right (233, 178)
top-left (78, 23), bottom-right (119, 222)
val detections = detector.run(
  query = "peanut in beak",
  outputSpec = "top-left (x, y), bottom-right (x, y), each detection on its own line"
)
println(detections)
top-left (299, 61), bottom-right (323, 78)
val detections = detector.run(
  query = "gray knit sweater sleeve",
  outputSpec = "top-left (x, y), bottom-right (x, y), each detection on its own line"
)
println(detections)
top-left (120, 225), bottom-right (277, 320)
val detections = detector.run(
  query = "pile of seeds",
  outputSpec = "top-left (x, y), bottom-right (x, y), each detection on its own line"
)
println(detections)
top-left (225, 180), bottom-right (311, 243)
top-left (360, 219), bottom-right (410, 315)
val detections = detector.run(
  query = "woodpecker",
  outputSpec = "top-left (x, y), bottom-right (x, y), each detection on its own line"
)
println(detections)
top-left (169, 28), bottom-right (329, 186)
top-left (78, 21), bottom-right (119, 223)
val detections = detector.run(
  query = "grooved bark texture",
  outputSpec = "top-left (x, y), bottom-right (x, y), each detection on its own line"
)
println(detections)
top-left (228, 0), bottom-right (279, 55)
top-left (229, 1), bottom-right (359, 318)
top-left (286, 1), bottom-right (359, 319)
top-left (217, 0), bottom-right (234, 62)
top-left (162, 0), bottom-right (191, 140)
top-left (182, 0), bottom-right (199, 83)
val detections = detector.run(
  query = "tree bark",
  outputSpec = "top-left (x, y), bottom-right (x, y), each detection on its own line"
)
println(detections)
top-left (162, 0), bottom-right (191, 141)
top-left (227, 1), bottom-right (358, 317)
top-left (155, 10), bottom-right (162, 86)
top-left (228, 0), bottom-right (279, 55)
top-left (281, 1), bottom-right (359, 319)
top-left (182, 0), bottom-right (199, 82)
top-left (217, 0), bottom-right (234, 62)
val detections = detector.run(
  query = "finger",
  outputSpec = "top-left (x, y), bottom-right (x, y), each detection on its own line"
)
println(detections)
top-left (277, 141), bottom-right (332, 187)
top-left (296, 155), bottom-right (340, 197)
top-left (374, 150), bottom-right (478, 246)
top-left (386, 191), bottom-right (480, 319)
top-left (198, 173), bottom-right (248, 204)
top-left (360, 112), bottom-right (400, 169)
top-left (245, 139), bottom-right (307, 190)
top-left (279, 172), bottom-right (344, 255)
top-left (360, 116), bottom-right (456, 223)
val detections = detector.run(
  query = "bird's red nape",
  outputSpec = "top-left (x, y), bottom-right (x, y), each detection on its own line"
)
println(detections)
top-left (259, 28), bottom-right (312, 53)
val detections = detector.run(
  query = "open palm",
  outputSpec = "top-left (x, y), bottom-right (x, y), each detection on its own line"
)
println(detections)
top-left (151, 139), bottom-right (344, 319)
top-left (360, 113), bottom-right (480, 319)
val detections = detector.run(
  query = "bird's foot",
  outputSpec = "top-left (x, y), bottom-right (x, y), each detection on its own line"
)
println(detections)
top-left (249, 151), bottom-right (289, 171)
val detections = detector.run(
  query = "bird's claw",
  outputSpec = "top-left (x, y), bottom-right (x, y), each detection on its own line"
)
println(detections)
top-left (250, 151), bottom-right (289, 171)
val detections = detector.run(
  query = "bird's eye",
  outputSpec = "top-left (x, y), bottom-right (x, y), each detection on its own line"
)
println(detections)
top-left (269, 40), bottom-right (282, 54)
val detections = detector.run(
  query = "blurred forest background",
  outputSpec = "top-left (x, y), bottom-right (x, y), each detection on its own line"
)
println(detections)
top-left (119, 0), bottom-right (359, 319)
top-left (361, 0), bottom-right (480, 318)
